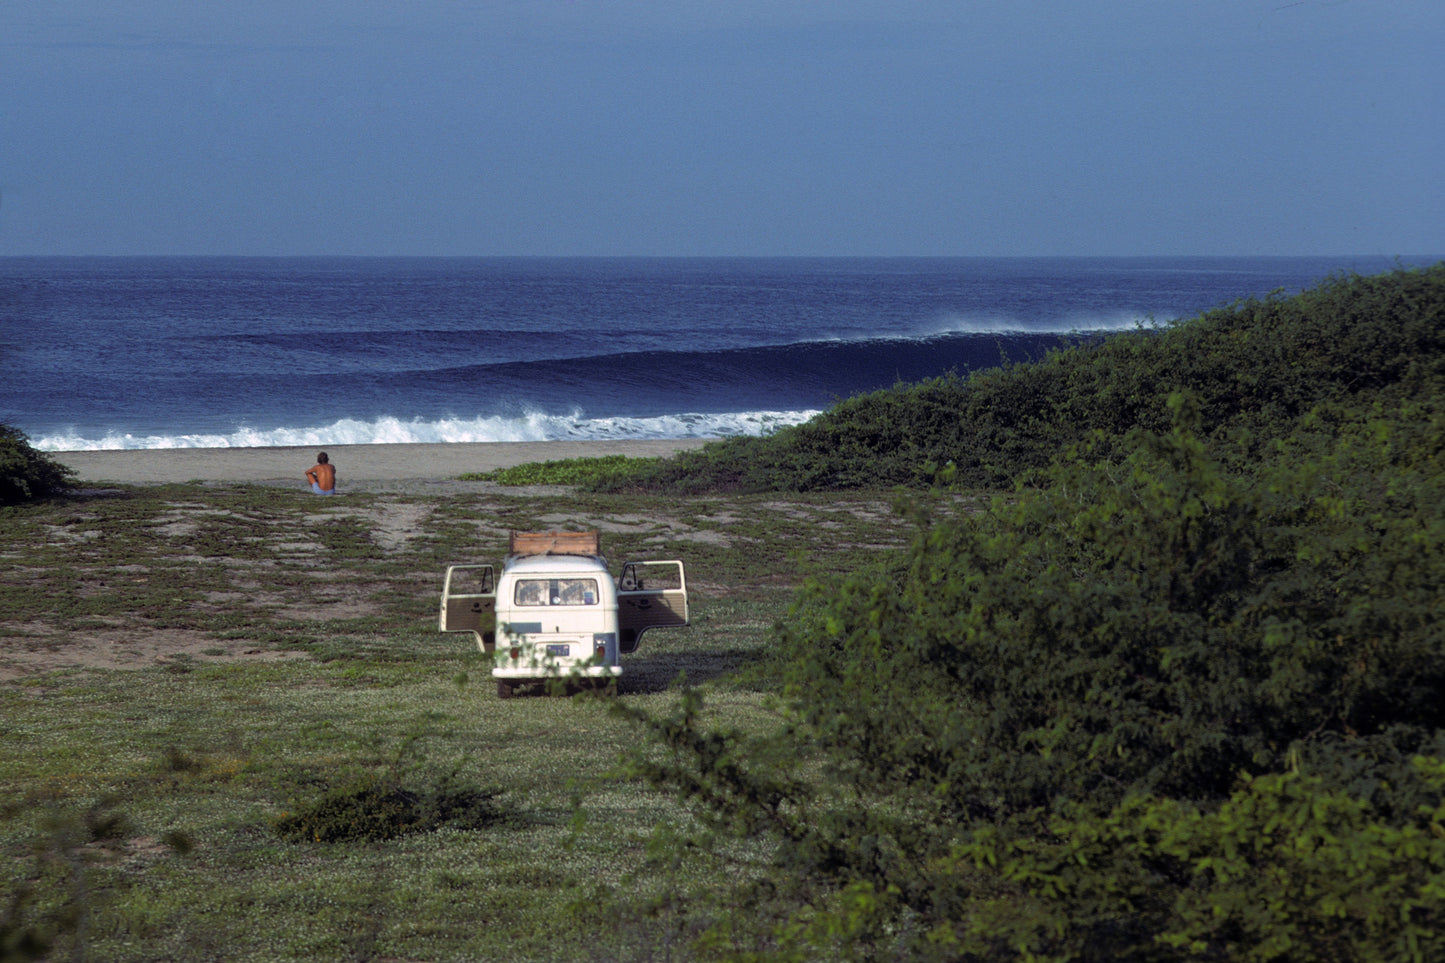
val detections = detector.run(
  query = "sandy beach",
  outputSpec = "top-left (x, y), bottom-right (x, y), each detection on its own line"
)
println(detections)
top-left (53, 439), bottom-right (712, 487)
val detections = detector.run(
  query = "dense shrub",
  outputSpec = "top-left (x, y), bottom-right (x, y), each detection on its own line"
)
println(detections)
top-left (948, 759), bottom-right (1445, 962)
top-left (574, 266), bottom-right (1445, 958)
top-left (611, 385), bottom-right (1445, 960)
top-left (0, 424), bottom-right (73, 505)
top-left (784, 397), bottom-right (1444, 814)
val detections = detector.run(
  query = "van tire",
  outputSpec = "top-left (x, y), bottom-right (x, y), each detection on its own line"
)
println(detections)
top-left (497, 682), bottom-right (513, 699)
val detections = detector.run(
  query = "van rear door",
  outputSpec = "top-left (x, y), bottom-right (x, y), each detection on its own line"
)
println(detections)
top-left (439, 564), bottom-right (496, 651)
top-left (617, 560), bottom-right (688, 653)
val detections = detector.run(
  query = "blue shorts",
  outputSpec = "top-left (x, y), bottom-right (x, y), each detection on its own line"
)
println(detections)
top-left (310, 482), bottom-right (335, 495)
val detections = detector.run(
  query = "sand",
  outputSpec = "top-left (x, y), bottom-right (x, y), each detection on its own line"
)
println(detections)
top-left (52, 439), bottom-right (713, 487)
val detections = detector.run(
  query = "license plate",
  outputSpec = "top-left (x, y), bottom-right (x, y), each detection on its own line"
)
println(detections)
top-left (545, 644), bottom-right (570, 657)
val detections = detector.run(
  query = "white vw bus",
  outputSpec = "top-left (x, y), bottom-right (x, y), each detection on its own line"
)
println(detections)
top-left (439, 531), bottom-right (688, 697)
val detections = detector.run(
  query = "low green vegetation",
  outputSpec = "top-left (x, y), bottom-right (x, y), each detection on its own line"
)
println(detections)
top-left (0, 482), bottom-right (894, 961)
top-left (461, 453), bottom-right (664, 487)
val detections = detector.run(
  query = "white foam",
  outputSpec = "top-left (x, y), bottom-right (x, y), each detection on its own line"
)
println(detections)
top-left (35, 409), bottom-right (823, 452)
top-left (915, 312), bottom-right (1164, 337)
top-left (799, 313), bottom-right (1160, 344)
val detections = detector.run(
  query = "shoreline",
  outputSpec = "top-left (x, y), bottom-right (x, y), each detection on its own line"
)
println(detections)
top-left (52, 439), bottom-right (712, 486)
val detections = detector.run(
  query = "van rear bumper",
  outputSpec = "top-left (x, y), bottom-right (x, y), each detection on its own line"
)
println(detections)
top-left (492, 665), bottom-right (622, 680)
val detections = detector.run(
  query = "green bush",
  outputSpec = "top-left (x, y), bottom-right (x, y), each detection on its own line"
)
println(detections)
top-left (0, 424), bottom-right (73, 505)
top-left (772, 395), bottom-right (1444, 815)
top-left (609, 386), bottom-right (1445, 960)
top-left (275, 772), bottom-right (506, 843)
top-left (563, 266), bottom-right (1445, 957)
top-left (951, 758), bottom-right (1445, 962)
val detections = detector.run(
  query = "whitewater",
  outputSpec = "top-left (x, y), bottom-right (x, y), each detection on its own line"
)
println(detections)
top-left (35, 410), bottom-right (819, 453)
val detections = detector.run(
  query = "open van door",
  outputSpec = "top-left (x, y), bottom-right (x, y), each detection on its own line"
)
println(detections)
top-left (439, 564), bottom-right (496, 652)
top-left (617, 560), bottom-right (688, 654)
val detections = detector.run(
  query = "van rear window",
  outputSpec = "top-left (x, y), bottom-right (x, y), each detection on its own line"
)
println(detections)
top-left (514, 578), bottom-right (599, 606)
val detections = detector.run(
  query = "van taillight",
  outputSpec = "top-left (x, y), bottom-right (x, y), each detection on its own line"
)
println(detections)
top-left (509, 646), bottom-right (521, 660)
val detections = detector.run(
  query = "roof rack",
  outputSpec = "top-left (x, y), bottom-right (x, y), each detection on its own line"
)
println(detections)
top-left (508, 530), bottom-right (601, 558)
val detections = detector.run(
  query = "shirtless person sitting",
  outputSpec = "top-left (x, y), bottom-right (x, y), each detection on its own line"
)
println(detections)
top-left (305, 452), bottom-right (336, 495)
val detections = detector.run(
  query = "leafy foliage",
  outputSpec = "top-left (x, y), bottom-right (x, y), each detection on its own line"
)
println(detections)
top-left (778, 397), bottom-right (1445, 818)
top-left (0, 423), bottom-right (73, 505)
top-left (946, 757), bottom-right (1445, 962)
top-left (604, 265), bottom-right (1445, 960)
top-left (1, 798), bottom-right (139, 963)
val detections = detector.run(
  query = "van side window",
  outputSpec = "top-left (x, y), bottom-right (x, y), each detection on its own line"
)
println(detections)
top-left (513, 578), bottom-right (599, 606)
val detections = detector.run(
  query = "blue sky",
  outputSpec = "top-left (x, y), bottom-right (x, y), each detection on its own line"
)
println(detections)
top-left (1, 1), bottom-right (1440, 256)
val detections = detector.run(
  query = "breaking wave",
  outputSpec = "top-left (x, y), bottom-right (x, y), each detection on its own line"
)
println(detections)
top-left (35, 409), bottom-right (821, 452)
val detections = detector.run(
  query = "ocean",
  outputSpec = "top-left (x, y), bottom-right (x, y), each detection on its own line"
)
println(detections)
top-left (1, 255), bottom-right (1434, 452)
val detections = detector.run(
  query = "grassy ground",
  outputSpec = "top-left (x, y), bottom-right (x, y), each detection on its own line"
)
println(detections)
top-left (0, 481), bottom-right (906, 962)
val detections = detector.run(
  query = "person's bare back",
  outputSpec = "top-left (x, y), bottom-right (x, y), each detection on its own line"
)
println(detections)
top-left (306, 452), bottom-right (336, 494)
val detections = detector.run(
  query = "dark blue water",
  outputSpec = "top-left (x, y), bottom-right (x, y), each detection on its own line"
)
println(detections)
top-left (0, 255), bottom-right (1432, 450)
